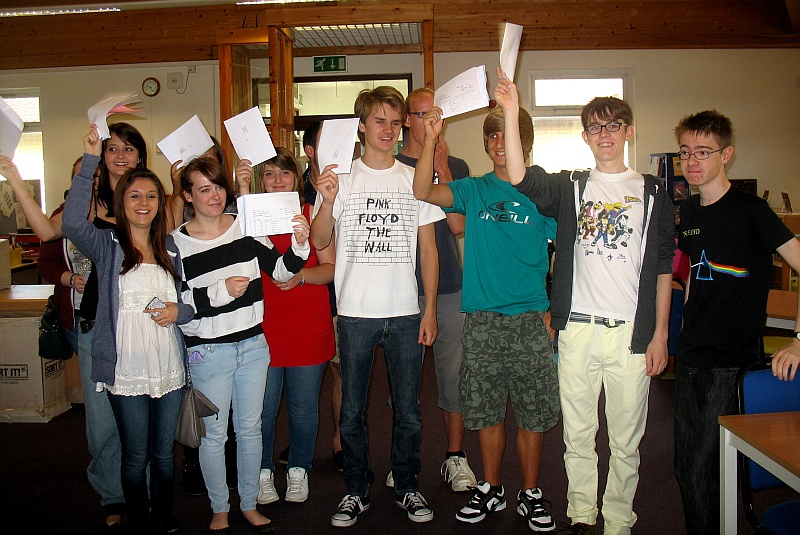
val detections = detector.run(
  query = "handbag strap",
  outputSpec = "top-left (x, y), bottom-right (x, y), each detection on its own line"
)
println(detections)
top-left (185, 352), bottom-right (193, 389)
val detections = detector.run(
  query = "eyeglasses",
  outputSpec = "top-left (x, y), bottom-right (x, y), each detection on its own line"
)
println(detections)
top-left (408, 111), bottom-right (427, 118)
top-left (585, 122), bottom-right (626, 135)
top-left (678, 148), bottom-right (724, 161)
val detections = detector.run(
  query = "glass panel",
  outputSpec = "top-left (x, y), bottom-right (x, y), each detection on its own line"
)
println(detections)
top-left (533, 117), bottom-right (627, 173)
top-left (295, 79), bottom-right (409, 116)
top-left (534, 78), bottom-right (624, 107)
top-left (4, 96), bottom-right (40, 123)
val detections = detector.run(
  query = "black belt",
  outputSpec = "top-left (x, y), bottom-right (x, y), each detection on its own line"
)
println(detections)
top-left (79, 319), bottom-right (95, 334)
top-left (568, 312), bottom-right (626, 328)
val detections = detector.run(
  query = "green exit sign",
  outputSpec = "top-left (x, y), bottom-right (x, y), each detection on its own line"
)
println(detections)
top-left (313, 55), bottom-right (347, 73)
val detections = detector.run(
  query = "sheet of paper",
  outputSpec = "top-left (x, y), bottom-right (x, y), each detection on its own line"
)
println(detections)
top-left (434, 66), bottom-right (490, 119)
top-left (87, 92), bottom-right (140, 139)
top-left (0, 96), bottom-right (24, 158)
top-left (236, 191), bottom-right (301, 237)
top-left (223, 106), bottom-right (277, 166)
top-left (500, 22), bottom-right (523, 82)
top-left (156, 115), bottom-right (214, 168)
top-left (317, 117), bottom-right (359, 174)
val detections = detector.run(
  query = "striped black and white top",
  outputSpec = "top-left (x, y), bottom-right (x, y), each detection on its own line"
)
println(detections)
top-left (172, 215), bottom-right (309, 347)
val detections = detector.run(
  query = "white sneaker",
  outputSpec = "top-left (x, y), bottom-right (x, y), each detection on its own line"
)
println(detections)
top-left (257, 468), bottom-right (279, 504)
top-left (386, 471), bottom-right (394, 488)
top-left (441, 455), bottom-right (478, 492)
top-left (285, 466), bottom-right (309, 503)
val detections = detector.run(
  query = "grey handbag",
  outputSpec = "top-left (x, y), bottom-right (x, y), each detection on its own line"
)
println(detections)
top-left (174, 361), bottom-right (219, 448)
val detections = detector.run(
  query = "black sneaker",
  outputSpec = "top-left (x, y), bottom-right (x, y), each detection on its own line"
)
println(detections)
top-left (395, 491), bottom-right (433, 523)
top-left (556, 523), bottom-right (596, 535)
top-left (455, 481), bottom-right (507, 523)
top-left (331, 494), bottom-right (370, 528)
top-left (517, 488), bottom-right (555, 531)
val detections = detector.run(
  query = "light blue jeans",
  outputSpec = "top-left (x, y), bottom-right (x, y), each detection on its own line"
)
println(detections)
top-left (261, 362), bottom-right (327, 472)
top-left (74, 317), bottom-right (125, 509)
top-left (188, 334), bottom-right (270, 514)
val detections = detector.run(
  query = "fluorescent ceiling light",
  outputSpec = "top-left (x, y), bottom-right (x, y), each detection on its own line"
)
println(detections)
top-left (0, 7), bottom-right (120, 17)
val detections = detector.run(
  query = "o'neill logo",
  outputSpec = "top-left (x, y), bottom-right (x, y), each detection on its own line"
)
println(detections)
top-left (478, 201), bottom-right (532, 224)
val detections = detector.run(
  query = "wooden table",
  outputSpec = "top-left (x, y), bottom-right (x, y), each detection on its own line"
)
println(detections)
top-left (719, 411), bottom-right (800, 534)
top-left (766, 288), bottom-right (798, 330)
top-left (0, 284), bottom-right (54, 312)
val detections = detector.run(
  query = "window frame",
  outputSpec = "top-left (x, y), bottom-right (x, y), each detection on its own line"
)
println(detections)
top-left (528, 69), bottom-right (634, 171)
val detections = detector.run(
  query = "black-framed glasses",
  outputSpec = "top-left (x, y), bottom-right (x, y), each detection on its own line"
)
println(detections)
top-left (408, 111), bottom-right (427, 118)
top-left (678, 148), bottom-right (724, 161)
top-left (585, 122), bottom-right (626, 135)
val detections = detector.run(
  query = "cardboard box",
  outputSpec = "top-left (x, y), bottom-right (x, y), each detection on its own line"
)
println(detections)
top-left (0, 316), bottom-right (71, 423)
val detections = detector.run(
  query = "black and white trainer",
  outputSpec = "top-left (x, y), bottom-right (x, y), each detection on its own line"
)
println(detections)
top-left (395, 491), bottom-right (434, 523)
top-left (330, 494), bottom-right (370, 528)
top-left (455, 481), bottom-right (507, 523)
top-left (517, 487), bottom-right (556, 531)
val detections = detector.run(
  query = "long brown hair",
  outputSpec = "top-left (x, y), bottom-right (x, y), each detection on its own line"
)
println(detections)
top-left (98, 122), bottom-right (148, 218)
top-left (113, 167), bottom-right (178, 280)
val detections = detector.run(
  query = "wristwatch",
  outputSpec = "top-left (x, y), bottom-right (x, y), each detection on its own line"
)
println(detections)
top-left (794, 331), bottom-right (800, 341)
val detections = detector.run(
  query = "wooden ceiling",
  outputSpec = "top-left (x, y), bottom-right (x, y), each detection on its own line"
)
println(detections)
top-left (1, 0), bottom-right (799, 70)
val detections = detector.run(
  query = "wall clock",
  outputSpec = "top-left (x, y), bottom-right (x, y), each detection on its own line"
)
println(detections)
top-left (142, 77), bottom-right (160, 97)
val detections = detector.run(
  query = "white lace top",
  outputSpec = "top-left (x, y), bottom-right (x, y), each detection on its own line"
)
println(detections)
top-left (98, 263), bottom-right (185, 397)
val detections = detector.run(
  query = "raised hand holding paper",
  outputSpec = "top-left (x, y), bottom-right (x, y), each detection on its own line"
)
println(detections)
top-left (156, 115), bottom-right (214, 168)
top-left (0, 96), bottom-right (23, 157)
top-left (87, 92), bottom-right (140, 139)
top-left (317, 118), bottom-right (359, 174)
top-left (223, 106), bottom-right (277, 167)
top-left (434, 66), bottom-right (490, 119)
top-left (500, 22), bottom-right (522, 81)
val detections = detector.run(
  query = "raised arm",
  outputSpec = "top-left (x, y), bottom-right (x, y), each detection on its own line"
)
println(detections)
top-left (0, 155), bottom-right (64, 241)
top-left (431, 136), bottom-right (466, 235)
top-left (413, 108), bottom-right (455, 208)
top-left (494, 66), bottom-right (525, 186)
top-left (309, 164), bottom-right (339, 250)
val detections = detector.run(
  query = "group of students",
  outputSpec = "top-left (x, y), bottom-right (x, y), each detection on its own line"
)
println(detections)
top-left (1, 62), bottom-right (799, 535)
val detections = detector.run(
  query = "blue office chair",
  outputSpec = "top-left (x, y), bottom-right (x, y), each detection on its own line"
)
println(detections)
top-left (735, 358), bottom-right (800, 534)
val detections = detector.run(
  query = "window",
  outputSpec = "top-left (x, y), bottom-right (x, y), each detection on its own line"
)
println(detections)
top-left (1, 88), bottom-right (44, 210)
top-left (529, 71), bottom-right (631, 173)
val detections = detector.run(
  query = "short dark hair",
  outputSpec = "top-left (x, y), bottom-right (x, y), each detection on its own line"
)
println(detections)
top-left (302, 121), bottom-right (322, 150)
top-left (581, 97), bottom-right (633, 129)
top-left (674, 110), bottom-right (733, 149)
top-left (180, 156), bottom-right (234, 201)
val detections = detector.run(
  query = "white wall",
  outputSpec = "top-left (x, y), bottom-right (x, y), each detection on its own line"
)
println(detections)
top-left (2, 49), bottom-right (799, 214)
top-left (438, 48), bottom-right (800, 209)
top-left (0, 61), bottom-right (218, 214)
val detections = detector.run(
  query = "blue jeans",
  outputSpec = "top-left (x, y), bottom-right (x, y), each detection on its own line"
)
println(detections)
top-left (338, 314), bottom-right (423, 497)
top-left (107, 387), bottom-right (182, 528)
top-left (75, 317), bottom-right (125, 509)
top-left (188, 334), bottom-right (270, 513)
top-left (261, 362), bottom-right (326, 472)
top-left (673, 362), bottom-right (740, 535)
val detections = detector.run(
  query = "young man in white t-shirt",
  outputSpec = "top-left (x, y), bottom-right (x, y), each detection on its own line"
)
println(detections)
top-left (511, 96), bottom-right (675, 535)
top-left (310, 86), bottom-right (444, 528)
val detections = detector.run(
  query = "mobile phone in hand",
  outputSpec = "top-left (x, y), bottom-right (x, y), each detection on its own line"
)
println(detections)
top-left (145, 296), bottom-right (167, 316)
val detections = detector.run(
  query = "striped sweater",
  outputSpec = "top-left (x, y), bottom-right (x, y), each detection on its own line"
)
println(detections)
top-left (172, 215), bottom-right (309, 347)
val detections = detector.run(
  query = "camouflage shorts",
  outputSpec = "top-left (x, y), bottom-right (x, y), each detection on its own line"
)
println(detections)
top-left (459, 310), bottom-right (560, 432)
